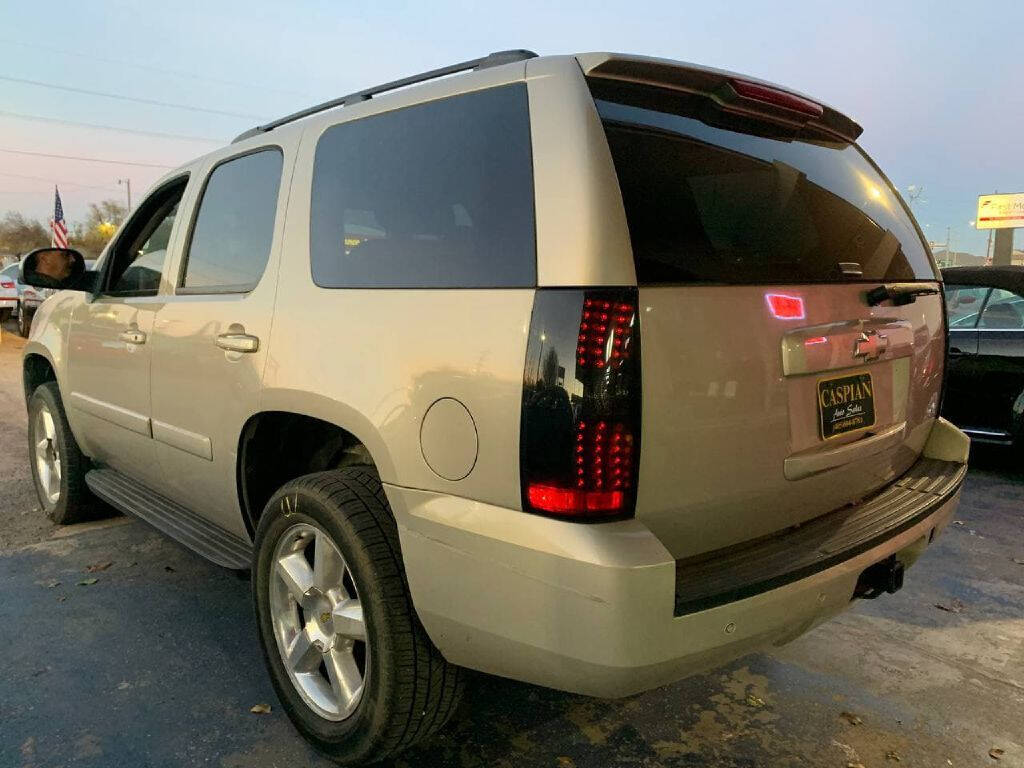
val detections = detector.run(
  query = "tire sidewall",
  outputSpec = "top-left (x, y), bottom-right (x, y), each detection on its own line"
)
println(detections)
top-left (253, 482), bottom-right (398, 761)
top-left (28, 384), bottom-right (71, 521)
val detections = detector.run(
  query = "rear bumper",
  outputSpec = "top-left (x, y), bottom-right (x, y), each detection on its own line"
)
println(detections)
top-left (389, 420), bottom-right (968, 697)
top-left (0, 298), bottom-right (16, 309)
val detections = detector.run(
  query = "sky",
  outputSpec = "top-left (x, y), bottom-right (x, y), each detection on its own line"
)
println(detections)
top-left (0, 0), bottom-right (1020, 257)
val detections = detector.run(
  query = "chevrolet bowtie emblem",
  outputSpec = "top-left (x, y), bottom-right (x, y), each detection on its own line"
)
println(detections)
top-left (853, 331), bottom-right (888, 361)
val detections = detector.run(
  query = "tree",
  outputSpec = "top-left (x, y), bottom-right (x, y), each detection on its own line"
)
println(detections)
top-left (0, 211), bottom-right (49, 255)
top-left (71, 199), bottom-right (128, 257)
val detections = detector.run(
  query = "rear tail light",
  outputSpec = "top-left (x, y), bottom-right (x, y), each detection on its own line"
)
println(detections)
top-left (520, 288), bottom-right (641, 519)
top-left (0, 279), bottom-right (13, 289)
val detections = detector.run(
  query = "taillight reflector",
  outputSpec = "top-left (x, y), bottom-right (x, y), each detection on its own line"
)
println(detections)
top-left (765, 293), bottom-right (805, 320)
top-left (527, 484), bottom-right (625, 515)
top-left (0, 279), bottom-right (13, 289)
top-left (730, 79), bottom-right (824, 119)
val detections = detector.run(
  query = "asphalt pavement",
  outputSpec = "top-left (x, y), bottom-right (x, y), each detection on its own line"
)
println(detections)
top-left (1, 319), bottom-right (1022, 768)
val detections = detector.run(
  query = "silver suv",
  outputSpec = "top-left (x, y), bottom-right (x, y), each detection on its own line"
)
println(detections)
top-left (20, 50), bottom-right (968, 764)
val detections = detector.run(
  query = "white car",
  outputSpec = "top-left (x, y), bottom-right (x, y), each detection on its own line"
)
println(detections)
top-left (1, 261), bottom-right (48, 336)
top-left (0, 263), bottom-right (18, 322)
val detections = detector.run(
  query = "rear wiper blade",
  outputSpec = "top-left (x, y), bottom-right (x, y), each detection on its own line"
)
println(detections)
top-left (866, 283), bottom-right (939, 307)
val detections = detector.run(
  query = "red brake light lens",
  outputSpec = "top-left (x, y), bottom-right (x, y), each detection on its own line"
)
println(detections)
top-left (766, 293), bottom-right (805, 320)
top-left (527, 485), bottom-right (625, 514)
top-left (0, 279), bottom-right (14, 289)
top-left (521, 289), bottom-right (641, 520)
top-left (730, 79), bottom-right (824, 119)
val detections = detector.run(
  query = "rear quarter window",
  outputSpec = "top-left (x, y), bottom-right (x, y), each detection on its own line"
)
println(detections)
top-left (589, 81), bottom-right (936, 285)
top-left (310, 84), bottom-right (536, 289)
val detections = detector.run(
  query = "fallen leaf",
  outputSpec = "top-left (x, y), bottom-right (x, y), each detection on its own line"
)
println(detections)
top-left (886, 751), bottom-right (902, 762)
top-left (744, 694), bottom-right (766, 708)
top-left (85, 562), bottom-right (112, 573)
top-left (840, 711), bottom-right (863, 726)
top-left (1012, 559), bottom-right (1024, 565)
top-left (250, 703), bottom-right (271, 714)
top-left (848, 763), bottom-right (866, 768)
top-left (990, 748), bottom-right (1005, 760)
top-left (556, 758), bottom-right (576, 768)
top-left (44, 579), bottom-right (61, 588)
top-left (934, 600), bottom-right (965, 614)
top-left (77, 578), bottom-right (99, 586)
top-left (954, 520), bottom-right (964, 526)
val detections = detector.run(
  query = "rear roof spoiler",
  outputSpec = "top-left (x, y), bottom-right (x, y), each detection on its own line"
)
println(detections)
top-left (577, 52), bottom-right (863, 142)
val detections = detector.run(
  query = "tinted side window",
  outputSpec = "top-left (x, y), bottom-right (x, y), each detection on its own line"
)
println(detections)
top-left (979, 288), bottom-right (1024, 330)
top-left (945, 286), bottom-right (989, 328)
top-left (182, 149), bottom-right (283, 291)
top-left (310, 84), bottom-right (535, 288)
top-left (106, 179), bottom-right (185, 296)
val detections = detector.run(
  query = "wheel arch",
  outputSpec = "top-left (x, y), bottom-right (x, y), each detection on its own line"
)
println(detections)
top-left (22, 349), bottom-right (58, 405)
top-left (237, 407), bottom-right (394, 539)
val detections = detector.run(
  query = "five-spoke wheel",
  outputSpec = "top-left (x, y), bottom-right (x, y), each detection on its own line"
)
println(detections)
top-left (33, 403), bottom-right (62, 506)
top-left (253, 467), bottom-right (463, 765)
top-left (270, 522), bottom-right (368, 721)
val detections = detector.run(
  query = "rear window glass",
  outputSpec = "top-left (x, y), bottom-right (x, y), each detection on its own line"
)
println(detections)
top-left (945, 285), bottom-right (989, 328)
top-left (980, 288), bottom-right (1024, 330)
top-left (590, 82), bottom-right (936, 284)
top-left (310, 84), bottom-right (535, 288)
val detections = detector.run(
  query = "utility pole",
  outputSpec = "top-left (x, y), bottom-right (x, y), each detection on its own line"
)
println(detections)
top-left (117, 178), bottom-right (132, 210)
top-left (985, 190), bottom-right (997, 264)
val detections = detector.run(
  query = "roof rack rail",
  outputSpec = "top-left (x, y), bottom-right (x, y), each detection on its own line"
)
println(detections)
top-left (232, 49), bottom-right (537, 144)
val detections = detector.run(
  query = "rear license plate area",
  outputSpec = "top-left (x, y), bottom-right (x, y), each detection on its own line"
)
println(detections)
top-left (817, 371), bottom-right (875, 439)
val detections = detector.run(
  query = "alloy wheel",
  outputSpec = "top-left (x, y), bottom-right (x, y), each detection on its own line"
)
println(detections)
top-left (33, 403), bottom-right (62, 506)
top-left (269, 522), bottom-right (368, 721)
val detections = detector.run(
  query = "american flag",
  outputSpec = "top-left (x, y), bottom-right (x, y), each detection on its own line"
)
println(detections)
top-left (51, 186), bottom-right (68, 248)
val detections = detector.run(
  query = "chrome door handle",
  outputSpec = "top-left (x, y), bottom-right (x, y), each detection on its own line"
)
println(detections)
top-left (119, 329), bottom-right (147, 345)
top-left (216, 333), bottom-right (259, 353)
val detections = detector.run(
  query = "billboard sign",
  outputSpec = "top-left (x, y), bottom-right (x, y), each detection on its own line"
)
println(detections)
top-left (976, 193), bottom-right (1024, 229)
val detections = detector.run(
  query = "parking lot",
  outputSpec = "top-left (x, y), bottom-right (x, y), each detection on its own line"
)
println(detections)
top-left (1, 322), bottom-right (1022, 768)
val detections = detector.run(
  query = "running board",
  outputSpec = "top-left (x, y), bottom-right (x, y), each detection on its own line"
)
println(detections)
top-left (85, 468), bottom-right (253, 569)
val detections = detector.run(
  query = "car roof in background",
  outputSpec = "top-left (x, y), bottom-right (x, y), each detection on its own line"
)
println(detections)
top-left (942, 266), bottom-right (1024, 295)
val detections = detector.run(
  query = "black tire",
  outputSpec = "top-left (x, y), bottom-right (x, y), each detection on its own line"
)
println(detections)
top-left (253, 467), bottom-right (463, 765)
top-left (27, 381), bottom-right (103, 524)
top-left (18, 304), bottom-right (32, 337)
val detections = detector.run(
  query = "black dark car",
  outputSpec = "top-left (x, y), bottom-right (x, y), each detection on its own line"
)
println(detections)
top-left (943, 266), bottom-right (1024, 445)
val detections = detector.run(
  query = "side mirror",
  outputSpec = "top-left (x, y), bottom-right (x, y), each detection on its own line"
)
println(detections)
top-left (20, 247), bottom-right (90, 291)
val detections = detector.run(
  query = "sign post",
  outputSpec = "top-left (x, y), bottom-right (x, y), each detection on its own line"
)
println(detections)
top-left (976, 193), bottom-right (1022, 266)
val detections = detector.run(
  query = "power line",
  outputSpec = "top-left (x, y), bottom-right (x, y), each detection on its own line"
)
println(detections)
top-left (0, 75), bottom-right (263, 120)
top-left (0, 109), bottom-right (224, 144)
top-left (0, 38), bottom-right (315, 98)
top-left (0, 171), bottom-right (120, 192)
top-left (0, 148), bottom-right (174, 169)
